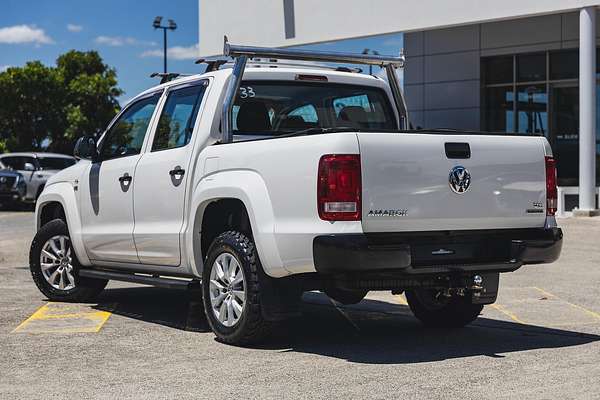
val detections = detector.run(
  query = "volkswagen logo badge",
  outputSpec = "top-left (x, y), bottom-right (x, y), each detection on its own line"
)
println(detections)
top-left (448, 165), bottom-right (471, 194)
top-left (0, 176), bottom-right (6, 184)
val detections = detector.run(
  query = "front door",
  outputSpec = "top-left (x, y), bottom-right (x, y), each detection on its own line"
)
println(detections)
top-left (79, 93), bottom-right (161, 263)
top-left (133, 82), bottom-right (207, 266)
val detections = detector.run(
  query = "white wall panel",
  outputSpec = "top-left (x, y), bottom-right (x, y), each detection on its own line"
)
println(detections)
top-left (200, 0), bottom-right (600, 56)
top-left (424, 81), bottom-right (480, 110)
top-left (424, 51), bottom-right (480, 83)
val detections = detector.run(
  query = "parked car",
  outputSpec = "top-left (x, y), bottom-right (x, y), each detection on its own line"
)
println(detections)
top-left (28, 41), bottom-right (562, 345)
top-left (0, 153), bottom-right (77, 204)
top-left (0, 168), bottom-right (27, 207)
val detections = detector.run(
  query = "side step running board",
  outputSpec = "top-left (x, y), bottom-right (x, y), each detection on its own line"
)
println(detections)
top-left (79, 269), bottom-right (197, 290)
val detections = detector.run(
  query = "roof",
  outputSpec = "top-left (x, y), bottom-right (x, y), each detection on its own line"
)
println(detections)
top-left (200, 0), bottom-right (600, 56)
top-left (0, 152), bottom-right (75, 159)
top-left (131, 65), bottom-right (389, 106)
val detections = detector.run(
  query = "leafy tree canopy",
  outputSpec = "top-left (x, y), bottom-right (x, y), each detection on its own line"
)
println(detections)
top-left (0, 50), bottom-right (123, 154)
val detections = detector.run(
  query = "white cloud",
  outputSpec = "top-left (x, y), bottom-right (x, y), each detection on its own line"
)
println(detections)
top-left (95, 36), bottom-right (129, 46)
top-left (140, 44), bottom-right (199, 60)
top-left (67, 24), bottom-right (83, 32)
top-left (0, 65), bottom-right (11, 72)
top-left (95, 35), bottom-right (156, 47)
top-left (0, 25), bottom-right (54, 45)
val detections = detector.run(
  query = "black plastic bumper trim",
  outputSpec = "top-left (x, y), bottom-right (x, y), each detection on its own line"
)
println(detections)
top-left (313, 227), bottom-right (562, 275)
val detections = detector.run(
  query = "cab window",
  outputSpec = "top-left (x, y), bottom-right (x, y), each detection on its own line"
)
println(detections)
top-left (99, 93), bottom-right (161, 161)
top-left (231, 81), bottom-right (395, 140)
top-left (152, 83), bottom-right (206, 152)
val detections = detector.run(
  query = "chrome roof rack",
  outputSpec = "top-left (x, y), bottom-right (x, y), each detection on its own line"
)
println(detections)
top-left (196, 57), bottom-right (363, 73)
top-left (220, 36), bottom-right (408, 143)
top-left (223, 38), bottom-right (405, 67)
top-left (195, 58), bottom-right (229, 72)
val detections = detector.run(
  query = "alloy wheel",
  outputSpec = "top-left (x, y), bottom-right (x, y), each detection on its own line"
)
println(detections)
top-left (209, 252), bottom-right (246, 327)
top-left (40, 235), bottom-right (76, 291)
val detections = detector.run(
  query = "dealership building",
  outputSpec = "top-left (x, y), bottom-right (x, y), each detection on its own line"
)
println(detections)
top-left (200, 1), bottom-right (600, 215)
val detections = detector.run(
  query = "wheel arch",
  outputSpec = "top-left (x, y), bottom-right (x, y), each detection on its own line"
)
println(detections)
top-left (186, 170), bottom-right (286, 279)
top-left (35, 183), bottom-right (91, 266)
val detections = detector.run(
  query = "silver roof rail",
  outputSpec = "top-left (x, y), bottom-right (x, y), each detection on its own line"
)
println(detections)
top-left (221, 36), bottom-right (408, 143)
top-left (239, 59), bottom-right (363, 73)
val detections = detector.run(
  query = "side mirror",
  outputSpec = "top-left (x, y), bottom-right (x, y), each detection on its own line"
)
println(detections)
top-left (23, 162), bottom-right (36, 171)
top-left (74, 136), bottom-right (98, 162)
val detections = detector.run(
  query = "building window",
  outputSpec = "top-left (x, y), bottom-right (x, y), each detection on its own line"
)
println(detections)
top-left (550, 49), bottom-right (578, 80)
top-left (516, 84), bottom-right (547, 135)
top-left (484, 87), bottom-right (514, 132)
top-left (482, 50), bottom-right (600, 186)
top-left (482, 56), bottom-right (513, 85)
top-left (517, 53), bottom-right (546, 82)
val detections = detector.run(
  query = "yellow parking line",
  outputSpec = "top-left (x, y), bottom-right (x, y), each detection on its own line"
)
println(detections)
top-left (13, 302), bottom-right (113, 334)
top-left (11, 303), bottom-right (49, 332)
top-left (532, 287), bottom-right (600, 321)
top-left (489, 303), bottom-right (526, 324)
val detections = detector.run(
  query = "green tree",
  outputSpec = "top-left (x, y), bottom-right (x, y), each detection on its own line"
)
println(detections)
top-left (0, 51), bottom-right (122, 154)
top-left (53, 50), bottom-right (122, 152)
top-left (0, 62), bottom-right (65, 151)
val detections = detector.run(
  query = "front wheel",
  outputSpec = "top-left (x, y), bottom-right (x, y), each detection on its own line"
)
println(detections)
top-left (405, 288), bottom-right (483, 328)
top-left (202, 231), bottom-right (272, 345)
top-left (30, 219), bottom-right (107, 302)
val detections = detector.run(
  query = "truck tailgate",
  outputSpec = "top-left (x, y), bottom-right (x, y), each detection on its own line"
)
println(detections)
top-left (357, 132), bottom-right (547, 232)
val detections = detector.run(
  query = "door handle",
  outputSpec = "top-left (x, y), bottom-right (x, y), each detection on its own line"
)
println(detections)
top-left (118, 174), bottom-right (132, 183)
top-left (169, 166), bottom-right (185, 187)
top-left (169, 167), bottom-right (185, 177)
top-left (118, 173), bottom-right (132, 192)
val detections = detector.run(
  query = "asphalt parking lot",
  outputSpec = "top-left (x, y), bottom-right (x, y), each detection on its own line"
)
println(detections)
top-left (1, 211), bottom-right (600, 399)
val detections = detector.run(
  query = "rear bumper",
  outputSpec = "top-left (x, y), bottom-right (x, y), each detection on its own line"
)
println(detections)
top-left (313, 227), bottom-right (562, 275)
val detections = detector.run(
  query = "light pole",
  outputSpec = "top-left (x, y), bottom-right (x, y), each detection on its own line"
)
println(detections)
top-left (362, 48), bottom-right (380, 75)
top-left (153, 16), bottom-right (177, 73)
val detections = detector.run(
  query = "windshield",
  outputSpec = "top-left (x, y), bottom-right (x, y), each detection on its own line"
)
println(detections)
top-left (38, 157), bottom-right (76, 170)
top-left (232, 81), bottom-right (396, 137)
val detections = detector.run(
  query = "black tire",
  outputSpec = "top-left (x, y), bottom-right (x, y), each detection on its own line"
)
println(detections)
top-left (324, 287), bottom-right (368, 305)
top-left (202, 231), bottom-right (272, 345)
top-left (30, 219), bottom-right (107, 302)
top-left (405, 288), bottom-right (483, 328)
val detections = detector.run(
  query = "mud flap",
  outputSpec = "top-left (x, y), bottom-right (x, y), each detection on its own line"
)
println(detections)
top-left (257, 269), bottom-right (303, 321)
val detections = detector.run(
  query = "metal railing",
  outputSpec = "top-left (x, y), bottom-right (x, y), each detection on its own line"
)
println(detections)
top-left (221, 36), bottom-right (408, 143)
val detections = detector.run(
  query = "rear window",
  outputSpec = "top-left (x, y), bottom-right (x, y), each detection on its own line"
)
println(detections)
top-left (38, 157), bottom-right (76, 170)
top-left (232, 81), bottom-right (396, 138)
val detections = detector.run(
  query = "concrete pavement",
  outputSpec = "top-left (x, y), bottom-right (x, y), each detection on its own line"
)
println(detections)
top-left (1, 211), bottom-right (599, 399)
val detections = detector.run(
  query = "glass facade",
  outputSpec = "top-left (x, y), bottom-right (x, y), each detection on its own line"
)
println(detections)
top-left (482, 50), bottom-right (600, 186)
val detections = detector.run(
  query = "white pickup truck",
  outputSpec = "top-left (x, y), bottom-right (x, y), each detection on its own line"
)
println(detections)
top-left (29, 41), bottom-right (562, 345)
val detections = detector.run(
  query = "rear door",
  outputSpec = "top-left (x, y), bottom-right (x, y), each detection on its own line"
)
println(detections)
top-left (133, 81), bottom-right (207, 266)
top-left (79, 92), bottom-right (161, 263)
top-left (358, 132), bottom-right (547, 232)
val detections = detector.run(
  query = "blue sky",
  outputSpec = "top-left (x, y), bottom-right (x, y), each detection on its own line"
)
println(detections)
top-left (1, 0), bottom-right (402, 103)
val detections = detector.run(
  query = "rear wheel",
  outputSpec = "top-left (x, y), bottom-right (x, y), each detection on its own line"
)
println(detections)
top-left (405, 288), bottom-right (483, 328)
top-left (202, 231), bottom-right (272, 345)
top-left (30, 219), bottom-right (107, 302)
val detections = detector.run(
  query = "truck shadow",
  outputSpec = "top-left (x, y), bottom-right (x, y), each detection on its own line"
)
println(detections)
top-left (94, 286), bottom-right (600, 365)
